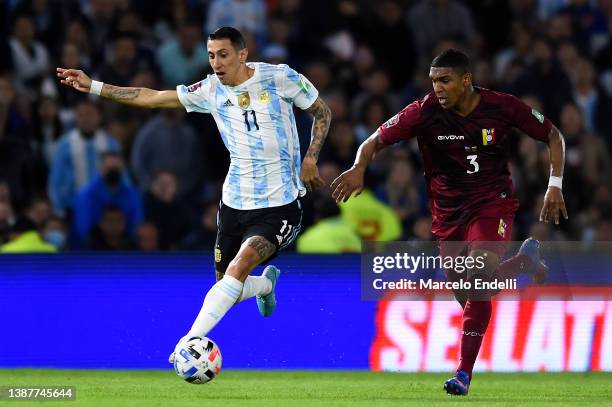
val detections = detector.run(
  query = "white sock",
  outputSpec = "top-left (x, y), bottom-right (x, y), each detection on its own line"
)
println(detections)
top-left (185, 275), bottom-right (243, 338)
top-left (236, 275), bottom-right (272, 303)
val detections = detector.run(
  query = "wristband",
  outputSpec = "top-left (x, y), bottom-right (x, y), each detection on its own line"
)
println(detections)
top-left (548, 175), bottom-right (563, 190)
top-left (89, 80), bottom-right (103, 96)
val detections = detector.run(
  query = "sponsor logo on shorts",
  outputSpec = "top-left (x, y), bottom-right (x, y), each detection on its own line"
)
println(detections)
top-left (214, 248), bottom-right (221, 263)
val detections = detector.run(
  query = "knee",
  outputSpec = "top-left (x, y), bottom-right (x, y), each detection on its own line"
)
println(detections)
top-left (467, 249), bottom-right (500, 280)
top-left (225, 251), bottom-right (260, 281)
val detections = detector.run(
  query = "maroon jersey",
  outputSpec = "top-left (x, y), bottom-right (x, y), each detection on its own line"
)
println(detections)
top-left (378, 88), bottom-right (552, 232)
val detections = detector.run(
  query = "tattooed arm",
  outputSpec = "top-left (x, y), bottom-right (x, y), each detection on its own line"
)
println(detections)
top-left (300, 97), bottom-right (332, 191)
top-left (56, 67), bottom-right (182, 108)
top-left (304, 97), bottom-right (332, 161)
top-left (100, 85), bottom-right (181, 108)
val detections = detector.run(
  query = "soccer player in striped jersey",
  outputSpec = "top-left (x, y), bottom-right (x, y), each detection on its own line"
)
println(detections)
top-left (332, 49), bottom-right (566, 395)
top-left (57, 27), bottom-right (331, 360)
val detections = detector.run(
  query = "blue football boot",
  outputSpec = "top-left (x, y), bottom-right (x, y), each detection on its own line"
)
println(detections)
top-left (444, 370), bottom-right (470, 395)
top-left (519, 237), bottom-right (548, 284)
top-left (256, 265), bottom-right (280, 317)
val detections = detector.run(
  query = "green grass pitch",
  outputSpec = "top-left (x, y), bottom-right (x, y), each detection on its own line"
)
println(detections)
top-left (0, 370), bottom-right (610, 406)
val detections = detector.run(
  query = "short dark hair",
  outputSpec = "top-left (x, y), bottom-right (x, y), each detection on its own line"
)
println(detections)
top-left (431, 49), bottom-right (471, 74)
top-left (208, 27), bottom-right (246, 50)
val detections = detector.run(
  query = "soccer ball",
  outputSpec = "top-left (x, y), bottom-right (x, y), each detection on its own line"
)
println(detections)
top-left (173, 337), bottom-right (222, 384)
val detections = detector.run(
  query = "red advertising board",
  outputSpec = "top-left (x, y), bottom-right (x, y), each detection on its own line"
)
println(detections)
top-left (370, 287), bottom-right (612, 372)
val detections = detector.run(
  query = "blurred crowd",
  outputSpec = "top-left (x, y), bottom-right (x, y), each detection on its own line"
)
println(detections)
top-left (1, 0), bottom-right (612, 253)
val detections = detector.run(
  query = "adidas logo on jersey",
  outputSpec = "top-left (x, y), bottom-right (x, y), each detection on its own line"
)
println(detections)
top-left (222, 99), bottom-right (234, 107)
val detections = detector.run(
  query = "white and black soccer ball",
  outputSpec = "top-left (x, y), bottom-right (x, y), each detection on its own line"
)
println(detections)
top-left (173, 337), bottom-right (222, 384)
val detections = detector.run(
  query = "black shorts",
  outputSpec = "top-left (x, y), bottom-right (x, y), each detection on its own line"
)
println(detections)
top-left (214, 199), bottom-right (302, 274)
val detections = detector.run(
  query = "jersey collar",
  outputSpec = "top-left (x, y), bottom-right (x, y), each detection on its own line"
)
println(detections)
top-left (226, 62), bottom-right (259, 93)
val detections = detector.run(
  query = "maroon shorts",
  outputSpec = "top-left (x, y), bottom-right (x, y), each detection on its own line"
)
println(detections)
top-left (435, 198), bottom-right (519, 259)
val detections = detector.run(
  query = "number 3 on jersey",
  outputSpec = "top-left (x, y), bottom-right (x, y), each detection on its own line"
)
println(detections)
top-left (466, 154), bottom-right (479, 174)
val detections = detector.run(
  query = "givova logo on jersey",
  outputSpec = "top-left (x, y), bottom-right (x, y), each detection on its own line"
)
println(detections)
top-left (437, 134), bottom-right (465, 141)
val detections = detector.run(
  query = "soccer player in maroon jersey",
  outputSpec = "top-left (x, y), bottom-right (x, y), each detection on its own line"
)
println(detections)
top-left (331, 49), bottom-right (568, 395)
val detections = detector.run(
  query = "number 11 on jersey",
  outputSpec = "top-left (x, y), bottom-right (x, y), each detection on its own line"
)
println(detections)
top-left (243, 110), bottom-right (259, 131)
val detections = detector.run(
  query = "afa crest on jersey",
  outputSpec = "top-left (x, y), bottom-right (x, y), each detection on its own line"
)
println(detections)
top-left (259, 90), bottom-right (271, 104)
top-left (482, 128), bottom-right (496, 145)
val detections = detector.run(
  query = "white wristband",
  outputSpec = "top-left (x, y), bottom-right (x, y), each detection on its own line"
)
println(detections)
top-left (89, 80), bottom-right (103, 96)
top-left (548, 175), bottom-right (563, 190)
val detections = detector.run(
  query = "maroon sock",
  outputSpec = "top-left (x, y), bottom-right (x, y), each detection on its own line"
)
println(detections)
top-left (457, 299), bottom-right (492, 380)
top-left (496, 254), bottom-right (532, 280)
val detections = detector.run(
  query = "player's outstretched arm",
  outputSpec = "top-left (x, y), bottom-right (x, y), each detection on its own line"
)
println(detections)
top-left (301, 97), bottom-right (332, 192)
top-left (56, 67), bottom-right (182, 109)
top-left (331, 131), bottom-right (388, 203)
top-left (539, 125), bottom-right (568, 224)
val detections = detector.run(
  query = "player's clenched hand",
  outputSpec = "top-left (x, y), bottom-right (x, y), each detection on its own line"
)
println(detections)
top-left (331, 165), bottom-right (365, 203)
top-left (300, 157), bottom-right (325, 192)
top-left (539, 187), bottom-right (568, 225)
top-left (56, 67), bottom-right (92, 93)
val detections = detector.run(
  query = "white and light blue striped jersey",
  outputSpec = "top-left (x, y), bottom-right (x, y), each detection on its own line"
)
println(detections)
top-left (176, 62), bottom-right (319, 210)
